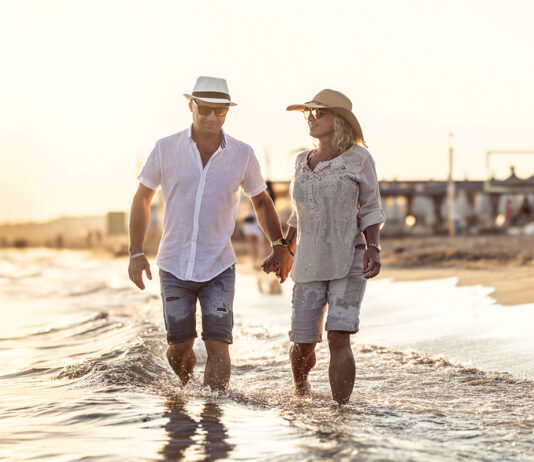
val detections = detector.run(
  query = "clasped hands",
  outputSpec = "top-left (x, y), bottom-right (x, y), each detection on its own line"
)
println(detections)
top-left (261, 246), bottom-right (293, 283)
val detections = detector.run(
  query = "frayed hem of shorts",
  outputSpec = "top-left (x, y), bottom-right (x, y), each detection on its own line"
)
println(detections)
top-left (201, 335), bottom-right (233, 345)
top-left (325, 327), bottom-right (359, 335)
top-left (289, 336), bottom-right (323, 344)
top-left (167, 334), bottom-right (198, 345)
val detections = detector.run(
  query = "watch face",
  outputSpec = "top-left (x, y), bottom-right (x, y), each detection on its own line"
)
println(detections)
top-left (272, 238), bottom-right (288, 247)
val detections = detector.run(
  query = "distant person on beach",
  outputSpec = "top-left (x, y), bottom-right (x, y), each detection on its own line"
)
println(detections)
top-left (263, 89), bottom-right (385, 404)
top-left (265, 179), bottom-right (276, 203)
top-left (242, 209), bottom-right (261, 267)
top-left (504, 199), bottom-right (514, 227)
top-left (128, 76), bottom-right (293, 391)
top-left (518, 196), bottom-right (532, 225)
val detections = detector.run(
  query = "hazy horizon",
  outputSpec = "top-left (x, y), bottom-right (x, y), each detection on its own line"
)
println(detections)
top-left (1, 0), bottom-right (534, 222)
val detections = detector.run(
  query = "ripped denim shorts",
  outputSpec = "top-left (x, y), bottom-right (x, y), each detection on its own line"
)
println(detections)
top-left (159, 265), bottom-right (235, 344)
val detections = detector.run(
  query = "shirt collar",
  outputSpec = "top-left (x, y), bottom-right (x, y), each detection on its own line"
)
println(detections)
top-left (188, 124), bottom-right (227, 149)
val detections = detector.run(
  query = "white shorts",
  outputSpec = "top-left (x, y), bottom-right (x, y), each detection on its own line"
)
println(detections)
top-left (289, 246), bottom-right (367, 343)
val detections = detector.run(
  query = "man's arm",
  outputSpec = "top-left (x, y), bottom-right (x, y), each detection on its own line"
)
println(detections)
top-left (250, 190), bottom-right (293, 283)
top-left (128, 183), bottom-right (157, 290)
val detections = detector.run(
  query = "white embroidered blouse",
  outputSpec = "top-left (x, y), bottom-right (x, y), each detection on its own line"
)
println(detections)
top-left (287, 145), bottom-right (386, 283)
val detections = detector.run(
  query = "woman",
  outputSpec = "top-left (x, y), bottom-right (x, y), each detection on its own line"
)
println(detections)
top-left (264, 89), bottom-right (385, 404)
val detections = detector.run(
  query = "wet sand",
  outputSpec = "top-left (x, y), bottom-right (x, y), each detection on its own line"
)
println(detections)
top-left (380, 235), bottom-right (534, 306)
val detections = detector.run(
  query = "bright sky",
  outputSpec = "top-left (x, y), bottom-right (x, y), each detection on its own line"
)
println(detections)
top-left (1, 0), bottom-right (534, 223)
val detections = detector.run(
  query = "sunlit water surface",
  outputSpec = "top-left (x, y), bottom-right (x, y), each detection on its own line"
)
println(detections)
top-left (1, 249), bottom-right (533, 461)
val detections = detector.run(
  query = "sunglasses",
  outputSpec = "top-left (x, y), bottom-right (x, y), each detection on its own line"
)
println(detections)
top-left (303, 108), bottom-right (328, 120)
top-left (193, 100), bottom-right (229, 117)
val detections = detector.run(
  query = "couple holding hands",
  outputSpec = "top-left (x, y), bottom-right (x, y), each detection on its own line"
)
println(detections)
top-left (128, 76), bottom-right (385, 404)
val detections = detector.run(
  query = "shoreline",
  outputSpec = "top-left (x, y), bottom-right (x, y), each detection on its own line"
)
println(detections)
top-left (236, 257), bottom-right (534, 307)
top-left (379, 266), bottom-right (534, 306)
top-left (236, 257), bottom-right (534, 306)
top-left (3, 237), bottom-right (533, 307)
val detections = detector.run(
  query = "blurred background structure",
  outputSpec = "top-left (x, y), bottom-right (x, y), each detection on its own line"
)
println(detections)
top-left (1, 165), bottom-right (533, 254)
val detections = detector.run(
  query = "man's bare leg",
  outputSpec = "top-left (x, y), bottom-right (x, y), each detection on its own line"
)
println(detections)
top-left (289, 342), bottom-right (317, 396)
top-left (204, 340), bottom-right (230, 391)
top-left (328, 331), bottom-right (355, 404)
top-left (167, 339), bottom-right (196, 385)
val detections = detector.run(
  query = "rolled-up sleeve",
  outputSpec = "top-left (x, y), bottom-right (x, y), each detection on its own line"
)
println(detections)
top-left (357, 154), bottom-right (386, 231)
top-left (138, 142), bottom-right (161, 190)
top-left (241, 148), bottom-right (267, 197)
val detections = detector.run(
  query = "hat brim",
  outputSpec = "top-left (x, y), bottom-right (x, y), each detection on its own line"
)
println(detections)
top-left (287, 103), bottom-right (364, 143)
top-left (286, 102), bottom-right (330, 111)
top-left (184, 94), bottom-right (237, 106)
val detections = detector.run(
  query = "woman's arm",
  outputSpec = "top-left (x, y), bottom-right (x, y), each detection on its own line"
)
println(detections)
top-left (363, 223), bottom-right (381, 279)
top-left (285, 226), bottom-right (297, 255)
top-left (357, 154), bottom-right (385, 279)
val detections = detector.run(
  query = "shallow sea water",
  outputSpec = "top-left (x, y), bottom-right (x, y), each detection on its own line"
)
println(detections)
top-left (1, 249), bottom-right (533, 461)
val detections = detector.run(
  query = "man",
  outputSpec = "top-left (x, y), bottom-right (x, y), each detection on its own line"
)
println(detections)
top-left (128, 76), bottom-right (293, 391)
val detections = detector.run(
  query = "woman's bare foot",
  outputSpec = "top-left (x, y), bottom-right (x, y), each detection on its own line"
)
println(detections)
top-left (294, 379), bottom-right (311, 397)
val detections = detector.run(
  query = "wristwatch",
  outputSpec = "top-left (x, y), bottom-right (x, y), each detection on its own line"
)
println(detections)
top-left (367, 242), bottom-right (382, 252)
top-left (272, 238), bottom-right (289, 248)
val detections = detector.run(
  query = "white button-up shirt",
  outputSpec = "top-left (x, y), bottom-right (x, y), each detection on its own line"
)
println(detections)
top-left (138, 127), bottom-right (266, 282)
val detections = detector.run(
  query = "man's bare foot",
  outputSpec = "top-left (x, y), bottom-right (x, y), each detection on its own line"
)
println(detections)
top-left (180, 372), bottom-right (200, 387)
top-left (294, 379), bottom-right (312, 397)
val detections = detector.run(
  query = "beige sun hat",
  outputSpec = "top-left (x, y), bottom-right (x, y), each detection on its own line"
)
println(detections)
top-left (286, 89), bottom-right (364, 143)
top-left (184, 76), bottom-right (237, 106)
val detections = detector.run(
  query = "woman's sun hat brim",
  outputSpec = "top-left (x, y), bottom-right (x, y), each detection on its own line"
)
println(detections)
top-left (286, 101), bottom-right (330, 111)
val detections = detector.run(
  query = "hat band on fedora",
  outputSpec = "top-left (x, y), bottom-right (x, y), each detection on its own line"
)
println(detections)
top-left (192, 91), bottom-right (231, 100)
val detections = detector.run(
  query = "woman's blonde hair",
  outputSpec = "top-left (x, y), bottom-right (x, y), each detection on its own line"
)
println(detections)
top-left (332, 113), bottom-right (366, 152)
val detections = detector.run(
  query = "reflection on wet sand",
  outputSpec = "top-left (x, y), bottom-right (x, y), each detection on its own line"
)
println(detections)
top-left (160, 400), bottom-right (234, 461)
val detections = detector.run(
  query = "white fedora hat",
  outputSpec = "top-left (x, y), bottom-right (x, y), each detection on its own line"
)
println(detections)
top-left (183, 76), bottom-right (237, 106)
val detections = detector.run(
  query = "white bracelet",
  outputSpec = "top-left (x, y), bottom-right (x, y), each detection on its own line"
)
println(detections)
top-left (367, 243), bottom-right (382, 252)
top-left (129, 252), bottom-right (145, 260)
